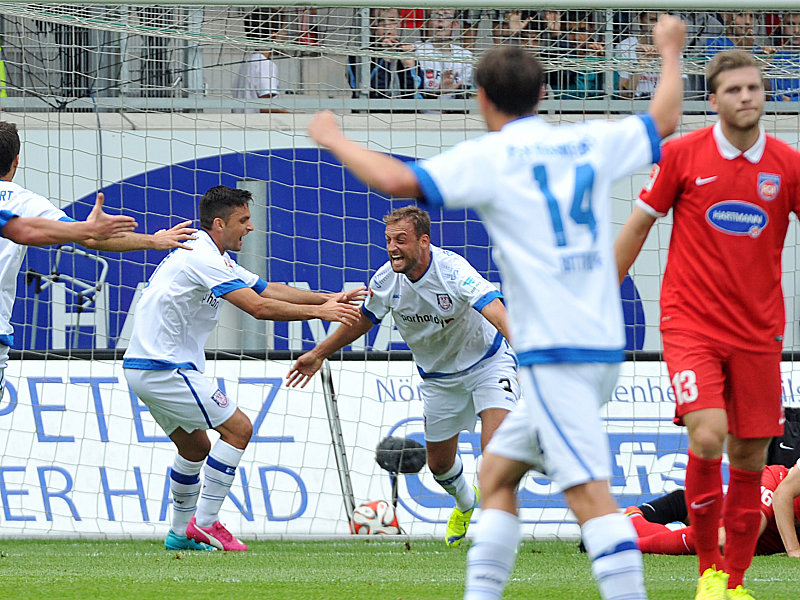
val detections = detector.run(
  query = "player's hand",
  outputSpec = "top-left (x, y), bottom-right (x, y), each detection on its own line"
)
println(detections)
top-left (337, 286), bottom-right (367, 305)
top-left (286, 351), bottom-right (324, 388)
top-left (314, 296), bottom-right (361, 325)
top-left (653, 14), bottom-right (686, 56)
top-left (308, 110), bottom-right (344, 148)
top-left (152, 220), bottom-right (198, 250)
top-left (87, 192), bottom-right (138, 240)
top-left (441, 69), bottom-right (456, 91)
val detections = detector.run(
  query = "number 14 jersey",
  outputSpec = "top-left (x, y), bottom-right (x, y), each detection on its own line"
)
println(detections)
top-left (412, 114), bottom-right (660, 365)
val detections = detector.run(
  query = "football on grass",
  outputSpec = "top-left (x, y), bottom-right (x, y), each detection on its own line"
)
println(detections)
top-left (350, 500), bottom-right (400, 535)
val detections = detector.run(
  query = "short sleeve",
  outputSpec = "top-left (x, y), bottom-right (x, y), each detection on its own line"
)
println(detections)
top-left (362, 269), bottom-right (393, 323)
top-left (185, 253), bottom-right (250, 298)
top-left (411, 137), bottom-right (495, 209)
top-left (592, 114), bottom-right (661, 179)
top-left (638, 139), bottom-right (682, 218)
top-left (0, 210), bottom-right (15, 236)
top-left (13, 189), bottom-right (68, 220)
top-left (447, 256), bottom-right (502, 311)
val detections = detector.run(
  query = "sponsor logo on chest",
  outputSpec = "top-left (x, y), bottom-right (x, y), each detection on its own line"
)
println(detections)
top-left (705, 201), bottom-right (768, 238)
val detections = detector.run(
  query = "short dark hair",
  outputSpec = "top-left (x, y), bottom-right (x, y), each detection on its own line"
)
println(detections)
top-left (199, 186), bottom-right (252, 230)
top-left (705, 50), bottom-right (761, 94)
top-left (383, 206), bottom-right (431, 238)
top-left (475, 45), bottom-right (544, 117)
top-left (0, 122), bottom-right (21, 177)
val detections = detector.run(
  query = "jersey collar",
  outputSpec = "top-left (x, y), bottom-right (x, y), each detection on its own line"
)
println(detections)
top-left (712, 121), bottom-right (765, 163)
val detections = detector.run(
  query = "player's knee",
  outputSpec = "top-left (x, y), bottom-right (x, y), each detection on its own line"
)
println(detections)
top-left (427, 455), bottom-right (451, 476)
top-left (689, 426), bottom-right (726, 457)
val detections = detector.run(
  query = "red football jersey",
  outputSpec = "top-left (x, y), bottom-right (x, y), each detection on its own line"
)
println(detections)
top-left (639, 124), bottom-right (800, 351)
top-left (756, 464), bottom-right (800, 555)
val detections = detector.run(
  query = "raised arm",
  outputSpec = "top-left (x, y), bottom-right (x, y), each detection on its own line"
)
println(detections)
top-left (614, 205), bottom-right (657, 285)
top-left (647, 14), bottom-right (686, 138)
top-left (480, 297), bottom-right (512, 343)
top-left (307, 110), bottom-right (421, 198)
top-left (286, 312), bottom-right (375, 388)
top-left (772, 465), bottom-right (800, 558)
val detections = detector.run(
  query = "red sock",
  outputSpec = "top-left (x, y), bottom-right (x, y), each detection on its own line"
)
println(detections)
top-left (722, 466), bottom-right (763, 589)
top-left (629, 513), bottom-right (671, 538)
top-left (685, 450), bottom-right (723, 573)
top-left (637, 527), bottom-right (696, 555)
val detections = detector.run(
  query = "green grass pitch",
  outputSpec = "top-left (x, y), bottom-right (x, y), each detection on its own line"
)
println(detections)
top-left (0, 538), bottom-right (794, 599)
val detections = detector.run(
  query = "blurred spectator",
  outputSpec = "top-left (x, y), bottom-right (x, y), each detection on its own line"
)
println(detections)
top-left (771, 12), bottom-right (800, 100)
top-left (615, 11), bottom-right (660, 98)
top-left (416, 9), bottom-right (473, 99)
top-left (491, 10), bottom-right (536, 46)
top-left (552, 11), bottom-right (605, 100)
top-left (347, 8), bottom-right (421, 100)
top-left (233, 8), bottom-right (286, 113)
top-left (705, 11), bottom-right (775, 56)
top-left (533, 10), bottom-right (572, 97)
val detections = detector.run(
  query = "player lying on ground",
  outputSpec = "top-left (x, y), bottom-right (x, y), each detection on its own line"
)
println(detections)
top-left (287, 205), bottom-right (520, 548)
top-left (299, 13), bottom-right (686, 600)
top-left (124, 185), bottom-right (365, 551)
top-left (628, 459), bottom-right (800, 559)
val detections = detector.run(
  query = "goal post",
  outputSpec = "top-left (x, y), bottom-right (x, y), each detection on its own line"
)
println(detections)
top-left (0, 3), bottom-right (799, 540)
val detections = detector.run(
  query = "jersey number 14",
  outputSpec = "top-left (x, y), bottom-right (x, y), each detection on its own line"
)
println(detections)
top-left (533, 163), bottom-right (597, 247)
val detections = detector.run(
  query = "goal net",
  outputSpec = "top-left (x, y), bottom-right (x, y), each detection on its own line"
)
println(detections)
top-left (0, 3), bottom-right (798, 540)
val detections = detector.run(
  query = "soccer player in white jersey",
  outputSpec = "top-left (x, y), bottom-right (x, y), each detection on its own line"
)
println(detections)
top-left (0, 121), bottom-right (195, 403)
top-left (301, 14), bottom-right (686, 600)
top-left (123, 185), bottom-right (365, 552)
top-left (287, 205), bottom-right (519, 547)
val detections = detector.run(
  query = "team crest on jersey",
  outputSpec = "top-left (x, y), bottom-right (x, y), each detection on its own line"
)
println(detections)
top-left (211, 389), bottom-right (229, 408)
top-left (437, 294), bottom-right (452, 311)
top-left (757, 173), bottom-right (781, 202)
top-left (643, 164), bottom-right (660, 192)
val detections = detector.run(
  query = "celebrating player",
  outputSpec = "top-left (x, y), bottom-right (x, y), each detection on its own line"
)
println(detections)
top-left (627, 459), bottom-right (800, 561)
top-left (123, 185), bottom-right (364, 552)
top-left (301, 13), bottom-right (685, 600)
top-left (0, 121), bottom-right (196, 402)
top-left (615, 50), bottom-right (800, 600)
top-left (287, 205), bottom-right (519, 548)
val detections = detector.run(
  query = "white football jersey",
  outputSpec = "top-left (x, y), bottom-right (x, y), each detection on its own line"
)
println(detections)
top-left (411, 114), bottom-right (660, 365)
top-left (0, 181), bottom-right (70, 347)
top-left (363, 244), bottom-right (506, 377)
top-left (123, 230), bottom-right (266, 372)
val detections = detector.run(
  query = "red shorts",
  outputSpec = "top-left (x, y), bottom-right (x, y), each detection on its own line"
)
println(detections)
top-left (662, 329), bottom-right (784, 439)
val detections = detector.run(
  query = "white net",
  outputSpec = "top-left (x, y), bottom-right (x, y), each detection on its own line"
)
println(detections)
top-left (1, 4), bottom-right (799, 540)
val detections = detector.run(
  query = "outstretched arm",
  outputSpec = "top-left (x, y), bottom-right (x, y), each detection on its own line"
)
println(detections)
top-left (614, 205), bottom-right (657, 285)
top-left (286, 312), bottom-right (375, 388)
top-left (307, 110), bottom-right (422, 198)
top-left (647, 15), bottom-right (686, 138)
top-left (773, 465), bottom-right (800, 557)
top-left (223, 286), bottom-right (362, 326)
top-left (262, 282), bottom-right (367, 306)
top-left (0, 193), bottom-right (137, 246)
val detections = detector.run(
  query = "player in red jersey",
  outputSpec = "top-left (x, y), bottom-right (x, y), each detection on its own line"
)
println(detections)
top-left (615, 49), bottom-right (800, 600)
top-left (627, 461), bottom-right (800, 559)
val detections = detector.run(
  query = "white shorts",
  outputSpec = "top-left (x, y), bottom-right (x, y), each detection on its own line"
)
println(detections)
top-left (421, 343), bottom-right (520, 443)
top-left (486, 362), bottom-right (619, 492)
top-left (124, 368), bottom-right (237, 436)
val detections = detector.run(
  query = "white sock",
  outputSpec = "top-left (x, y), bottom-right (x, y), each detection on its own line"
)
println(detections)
top-left (582, 513), bottom-right (647, 600)
top-left (194, 440), bottom-right (244, 528)
top-left (434, 455), bottom-right (475, 511)
top-left (464, 509), bottom-right (520, 600)
top-left (169, 454), bottom-right (204, 536)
